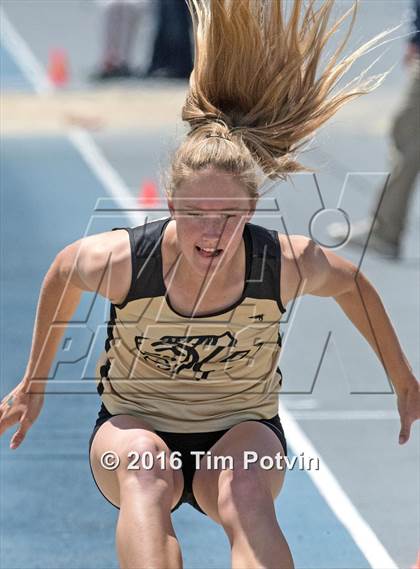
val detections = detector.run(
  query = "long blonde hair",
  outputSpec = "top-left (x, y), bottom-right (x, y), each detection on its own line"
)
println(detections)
top-left (168, 0), bottom-right (391, 199)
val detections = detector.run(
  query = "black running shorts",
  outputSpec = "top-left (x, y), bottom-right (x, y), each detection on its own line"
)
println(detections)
top-left (88, 403), bottom-right (287, 516)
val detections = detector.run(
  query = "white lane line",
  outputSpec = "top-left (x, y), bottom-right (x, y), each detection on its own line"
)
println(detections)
top-left (287, 409), bottom-right (399, 420)
top-left (4, 7), bottom-right (398, 569)
top-left (67, 128), bottom-right (146, 228)
top-left (279, 401), bottom-right (398, 569)
top-left (282, 398), bottom-right (319, 410)
top-left (0, 6), bottom-right (53, 95)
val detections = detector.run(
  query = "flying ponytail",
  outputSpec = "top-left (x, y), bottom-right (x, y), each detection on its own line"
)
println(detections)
top-left (168, 0), bottom-right (392, 196)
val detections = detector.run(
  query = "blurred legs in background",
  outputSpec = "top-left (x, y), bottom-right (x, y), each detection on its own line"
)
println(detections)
top-left (92, 0), bottom-right (153, 80)
top-left (144, 0), bottom-right (193, 79)
top-left (328, 58), bottom-right (420, 259)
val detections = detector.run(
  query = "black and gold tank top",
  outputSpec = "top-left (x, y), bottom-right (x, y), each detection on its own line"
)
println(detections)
top-left (95, 216), bottom-right (286, 432)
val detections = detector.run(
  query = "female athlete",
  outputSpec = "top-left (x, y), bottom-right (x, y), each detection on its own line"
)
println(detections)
top-left (1, 1), bottom-right (419, 568)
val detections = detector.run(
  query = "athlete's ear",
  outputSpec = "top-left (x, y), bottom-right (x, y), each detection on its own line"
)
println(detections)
top-left (167, 197), bottom-right (175, 218)
top-left (244, 198), bottom-right (257, 223)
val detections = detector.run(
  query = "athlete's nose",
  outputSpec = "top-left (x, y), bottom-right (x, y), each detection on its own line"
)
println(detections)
top-left (201, 215), bottom-right (226, 241)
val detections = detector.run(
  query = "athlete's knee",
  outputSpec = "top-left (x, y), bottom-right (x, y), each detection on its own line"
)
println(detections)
top-left (115, 435), bottom-right (176, 492)
top-left (217, 463), bottom-right (272, 517)
top-left (216, 467), bottom-right (275, 540)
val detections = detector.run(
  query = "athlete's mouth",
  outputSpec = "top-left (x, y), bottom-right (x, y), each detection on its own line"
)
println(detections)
top-left (195, 245), bottom-right (223, 257)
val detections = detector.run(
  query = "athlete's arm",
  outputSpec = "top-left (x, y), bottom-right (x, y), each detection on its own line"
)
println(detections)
top-left (0, 230), bottom-right (131, 449)
top-left (279, 234), bottom-right (419, 445)
top-left (23, 229), bottom-right (131, 386)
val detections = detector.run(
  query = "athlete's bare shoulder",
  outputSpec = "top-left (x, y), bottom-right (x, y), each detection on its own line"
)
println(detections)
top-left (55, 229), bottom-right (132, 304)
top-left (277, 233), bottom-right (318, 307)
top-left (278, 232), bottom-right (358, 303)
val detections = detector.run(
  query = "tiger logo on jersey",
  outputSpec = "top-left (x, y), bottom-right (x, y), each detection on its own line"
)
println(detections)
top-left (134, 331), bottom-right (265, 380)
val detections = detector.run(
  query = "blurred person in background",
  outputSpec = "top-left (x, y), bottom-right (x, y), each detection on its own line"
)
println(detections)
top-left (141, 0), bottom-right (193, 79)
top-left (91, 0), bottom-right (154, 80)
top-left (328, 0), bottom-right (420, 259)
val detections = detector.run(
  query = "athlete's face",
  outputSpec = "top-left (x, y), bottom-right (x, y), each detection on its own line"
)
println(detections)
top-left (168, 168), bottom-right (255, 275)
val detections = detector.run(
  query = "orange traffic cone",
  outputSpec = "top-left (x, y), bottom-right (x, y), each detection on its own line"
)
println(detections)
top-left (412, 549), bottom-right (420, 569)
top-left (138, 180), bottom-right (159, 208)
top-left (48, 49), bottom-right (69, 87)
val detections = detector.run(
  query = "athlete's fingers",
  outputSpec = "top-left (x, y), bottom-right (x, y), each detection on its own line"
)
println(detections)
top-left (399, 413), bottom-right (411, 445)
top-left (10, 416), bottom-right (33, 449)
top-left (0, 410), bottom-right (21, 437)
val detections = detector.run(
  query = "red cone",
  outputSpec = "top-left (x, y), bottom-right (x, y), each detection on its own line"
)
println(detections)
top-left (48, 49), bottom-right (69, 87)
top-left (138, 180), bottom-right (159, 208)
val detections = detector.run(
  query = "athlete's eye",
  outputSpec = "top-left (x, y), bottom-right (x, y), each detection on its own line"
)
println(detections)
top-left (184, 212), bottom-right (237, 219)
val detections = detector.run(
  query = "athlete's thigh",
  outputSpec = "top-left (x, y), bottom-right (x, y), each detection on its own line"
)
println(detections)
top-left (89, 414), bottom-right (184, 509)
top-left (192, 421), bottom-right (286, 523)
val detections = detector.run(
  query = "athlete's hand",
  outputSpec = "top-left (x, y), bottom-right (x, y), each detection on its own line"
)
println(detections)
top-left (396, 377), bottom-right (420, 445)
top-left (0, 380), bottom-right (45, 449)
